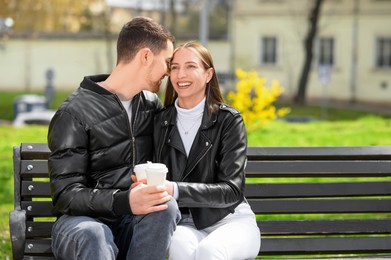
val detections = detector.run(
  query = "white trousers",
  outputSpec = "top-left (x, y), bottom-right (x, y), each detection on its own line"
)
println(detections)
top-left (168, 202), bottom-right (261, 260)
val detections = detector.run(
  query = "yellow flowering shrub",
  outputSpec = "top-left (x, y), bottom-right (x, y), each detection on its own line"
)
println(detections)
top-left (227, 68), bottom-right (290, 132)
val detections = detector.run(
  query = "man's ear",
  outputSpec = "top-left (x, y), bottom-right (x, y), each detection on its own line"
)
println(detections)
top-left (139, 48), bottom-right (153, 65)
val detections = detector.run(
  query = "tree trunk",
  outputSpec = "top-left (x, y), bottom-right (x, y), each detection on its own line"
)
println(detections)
top-left (294, 0), bottom-right (324, 105)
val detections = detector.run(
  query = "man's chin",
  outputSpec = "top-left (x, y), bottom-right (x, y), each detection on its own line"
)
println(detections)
top-left (149, 83), bottom-right (160, 93)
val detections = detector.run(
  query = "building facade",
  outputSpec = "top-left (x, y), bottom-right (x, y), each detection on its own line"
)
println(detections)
top-left (231, 0), bottom-right (391, 105)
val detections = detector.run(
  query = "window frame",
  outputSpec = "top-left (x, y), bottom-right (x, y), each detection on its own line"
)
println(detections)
top-left (375, 37), bottom-right (391, 69)
top-left (260, 36), bottom-right (278, 66)
top-left (317, 37), bottom-right (335, 67)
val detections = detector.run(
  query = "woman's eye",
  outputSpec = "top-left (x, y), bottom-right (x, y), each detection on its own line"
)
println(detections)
top-left (170, 66), bottom-right (178, 70)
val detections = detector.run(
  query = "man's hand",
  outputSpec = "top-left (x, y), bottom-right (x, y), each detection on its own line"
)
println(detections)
top-left (129, 184), bottom-right (172, 215)
top-left (164, 180), bottom-right (174, 196)
top-left (131, 174), bottom-right (147, 189)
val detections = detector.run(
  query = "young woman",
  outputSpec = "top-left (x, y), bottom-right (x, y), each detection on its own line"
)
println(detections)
top-left (153, 41), bottom-right (261, 260)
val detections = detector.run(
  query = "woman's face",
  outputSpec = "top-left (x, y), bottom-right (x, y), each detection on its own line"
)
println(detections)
top-left (169, 47), bottom-right (213, 109)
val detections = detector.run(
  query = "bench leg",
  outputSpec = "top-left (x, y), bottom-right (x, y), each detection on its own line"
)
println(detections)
top-left (9, 209), bottom-right (26, 260)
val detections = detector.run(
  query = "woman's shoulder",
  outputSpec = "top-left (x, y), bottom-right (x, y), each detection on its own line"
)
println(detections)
top-left (218, 104), bottom-right (240, 116)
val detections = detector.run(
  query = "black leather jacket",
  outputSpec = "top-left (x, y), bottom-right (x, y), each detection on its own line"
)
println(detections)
top-left (48, 74), bottom-right (162, 225)
top-left (153, 103), bottom-right (247, 230)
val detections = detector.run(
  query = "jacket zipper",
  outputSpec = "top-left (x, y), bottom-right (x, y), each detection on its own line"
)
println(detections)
top-left (130, 95), bottom-right (141, 170)
top-left (183, 141), bottom-right (212, 180)
top-left (115, 93), bottom-right (141, 171)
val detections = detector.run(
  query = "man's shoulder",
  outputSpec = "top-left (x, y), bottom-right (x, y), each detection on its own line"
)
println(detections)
top-left (141, 90), bottom-right (163, 110)
top-left (141, 90), bottom-right (160, 101)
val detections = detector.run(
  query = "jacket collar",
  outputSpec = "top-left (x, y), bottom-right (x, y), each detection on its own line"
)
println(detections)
top-left (161, 102), bottom-right (219, 131)
top-left (81, 74), bottom-right (112, 95)
top-left (81, 74), bottom-right (142, 106)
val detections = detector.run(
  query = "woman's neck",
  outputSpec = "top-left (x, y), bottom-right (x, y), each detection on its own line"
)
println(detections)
top-left (176, 96), bottom-right (206, 109)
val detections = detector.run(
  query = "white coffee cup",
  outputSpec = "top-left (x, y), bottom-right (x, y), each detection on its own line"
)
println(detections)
top-left (146, 163), bottom-right (168, 186)
top-left (133, 163), bottom-right (149, 181)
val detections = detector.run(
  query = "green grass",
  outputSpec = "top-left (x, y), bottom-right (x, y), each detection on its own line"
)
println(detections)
top-left (1, 90), bottom-right (391, 258)
top-left (248, 115), bottom-right (391, 146)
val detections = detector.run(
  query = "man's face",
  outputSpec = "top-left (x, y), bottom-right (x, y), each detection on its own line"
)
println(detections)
top-left (146, 40), bottom-right (174, 93)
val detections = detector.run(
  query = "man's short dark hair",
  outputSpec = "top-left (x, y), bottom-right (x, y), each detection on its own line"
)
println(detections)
top-left (116, 17), bottom-right (175, 64)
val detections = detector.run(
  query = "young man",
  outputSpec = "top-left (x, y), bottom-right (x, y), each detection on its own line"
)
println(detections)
top-left (48, 17), bottom-right (180, 260)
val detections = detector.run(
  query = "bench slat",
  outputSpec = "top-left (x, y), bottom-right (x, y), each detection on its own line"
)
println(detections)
top-left (26, 222), bottom-right (54, 238)
top-left (246, 160), bottom-right (391, 177)
top-left (261, 236), bottom-right (391, 254)
top-left (258, 219), bottom-right (391, 235)
top-left (22, 181), bottom-right (51, 197)
top-left (20, 160), bottom-right (49, 177)
top-left (21, 201), bottom-right (53, 217)
top-left (23, 256), bottom-right (56, 260)
top-left (21, 143), bottom-right (50, 160)
top-left (247, 146), bottom-right (391, 160)
top-left (245, 182), bottom-right (391, 198)
top-left (248, 198), bottom-right (391, 214)
top-left (24, 239), bottom-right (53, 255)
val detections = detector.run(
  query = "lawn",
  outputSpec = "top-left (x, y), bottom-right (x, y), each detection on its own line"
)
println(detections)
top-left (1, 90), bottom-right (391, 258)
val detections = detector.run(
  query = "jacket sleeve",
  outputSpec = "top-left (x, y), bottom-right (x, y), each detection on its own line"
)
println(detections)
top-left (177, 111), bottom-right (247, 208)
top-left (48, 110), bottom-right (124, 217)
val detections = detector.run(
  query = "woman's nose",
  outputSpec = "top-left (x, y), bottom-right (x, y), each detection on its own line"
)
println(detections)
top-left (177, 67), bottom-right (186, 78)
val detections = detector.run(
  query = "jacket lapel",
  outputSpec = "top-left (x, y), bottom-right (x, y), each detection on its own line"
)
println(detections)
top-left (182, 104), bottom-right (218, 180)
top-left (167, 126), bottom-right (186, 156)
top-left (183, 131), bottom-right (212, 180)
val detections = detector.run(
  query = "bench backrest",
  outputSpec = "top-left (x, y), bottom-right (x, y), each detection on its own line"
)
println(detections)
top-left (11, 143), bottom-right (54, 259)
top-left (10, 143), bottom-right (391, 259)
top-left (245, 146), bottom-right (391, 257)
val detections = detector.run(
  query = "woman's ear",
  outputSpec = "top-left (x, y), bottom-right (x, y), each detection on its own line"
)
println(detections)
top-left (206, 67), bottom-right (214, 83)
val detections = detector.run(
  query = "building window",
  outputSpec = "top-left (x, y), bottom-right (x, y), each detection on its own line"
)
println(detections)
top-left (376, 37), bottom-right (391, 68)
top-left (261, 36), bottom-right (277, 65)
top-left (318, 37), bottom-right (334, 66)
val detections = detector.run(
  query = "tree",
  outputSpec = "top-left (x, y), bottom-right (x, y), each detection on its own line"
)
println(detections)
top-left (294, 0), bottom-right (324, 105)
top-left (0, 0), bottom-right (103, 33)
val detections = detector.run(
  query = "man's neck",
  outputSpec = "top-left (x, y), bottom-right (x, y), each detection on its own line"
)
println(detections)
top-left (99, 65), bottom-right (143, 101)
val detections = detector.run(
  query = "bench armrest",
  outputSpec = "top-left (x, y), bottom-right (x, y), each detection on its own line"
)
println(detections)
top-left (9, 209), bottom-right (26, 260)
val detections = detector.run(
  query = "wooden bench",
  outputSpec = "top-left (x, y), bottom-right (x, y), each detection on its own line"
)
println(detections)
top-left (10, 143), bottom-right (391, 259)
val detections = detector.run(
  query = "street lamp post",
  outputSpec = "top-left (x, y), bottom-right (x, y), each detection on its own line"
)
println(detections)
top-left (0, 17), bottom-right (14, 49)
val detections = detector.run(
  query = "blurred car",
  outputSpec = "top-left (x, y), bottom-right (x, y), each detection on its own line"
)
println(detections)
top-left (13, 109), bottom-right (55, 127)
top-left (13, 94), bottom-right (55, 127)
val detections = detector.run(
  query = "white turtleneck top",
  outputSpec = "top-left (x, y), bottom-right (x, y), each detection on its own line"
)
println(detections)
top-left (175, 97), bottom-right (205, 157)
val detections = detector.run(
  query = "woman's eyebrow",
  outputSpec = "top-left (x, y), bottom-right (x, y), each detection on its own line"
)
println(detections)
top-left (171, 61), bottom-right (198, 65)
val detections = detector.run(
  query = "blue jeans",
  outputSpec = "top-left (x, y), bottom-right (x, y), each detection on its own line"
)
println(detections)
top-left (51, 199), bottom-right (180, 260)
